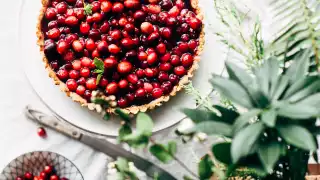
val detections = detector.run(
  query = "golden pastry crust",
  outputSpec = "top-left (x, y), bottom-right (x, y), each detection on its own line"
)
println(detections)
top-left (37, 0), bottom-right (205, 114)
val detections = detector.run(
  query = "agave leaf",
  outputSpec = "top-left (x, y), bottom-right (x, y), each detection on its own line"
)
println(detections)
top-left (272, 0), bottom-right (299, 18)
top-left (190, 121), bottom-right (233, 137)
top-left (182, 108), bottom-right (221, 123)
top-left (286, 49), bottom-right (311, 83)
top-left (297, 93), bottom-right (320, 109)
top-left (233, 109), bottom-right (262, 133)
top-left (271, 75), bottom-right (290, 101)
top-left (288, 80), bottom-right (320, 102)
top-left (261, 109), bottom-right (277, 127)
top-left (277, 125), bottom-right (317, 151)
top-left (225, 61), bottom-right (253, 88)
top-left (283, 76), bottom-right (319, 99)
top-left (277, 101), bottom-right (319, 119)
top-left (213, 105), bottom-right (239, 124)
top-left (258, 142), bottom-right (282, 173)
top-left (210, 75), bottom-right (253, 109)
top-left (231, 122), bottom-right (264, 163)
top-left (212, 142), bottom-right (232, 165)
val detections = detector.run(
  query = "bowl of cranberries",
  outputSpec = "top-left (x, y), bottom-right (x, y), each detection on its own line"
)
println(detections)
top-left (0, 151), bottom-right (83, 180)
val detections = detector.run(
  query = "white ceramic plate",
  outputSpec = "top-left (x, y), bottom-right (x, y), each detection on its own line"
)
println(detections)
top-left (18, 0), bottom-right (226, 137)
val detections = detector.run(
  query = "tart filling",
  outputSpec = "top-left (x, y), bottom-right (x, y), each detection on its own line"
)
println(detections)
top-left (37, 0), bottom-right (204, 114)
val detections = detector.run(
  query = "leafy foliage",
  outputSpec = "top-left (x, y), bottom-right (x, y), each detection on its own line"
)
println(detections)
top-left (84, 3), bottom-right (93, 15)
top-left (115, 157), bottom-right (139, 180)
top-left (268, 0), bottom-right (320, 72)
top-left (184, 54), bottom-right (320, 177)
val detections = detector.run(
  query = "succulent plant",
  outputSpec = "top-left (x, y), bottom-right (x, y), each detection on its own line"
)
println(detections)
top-left (183, 49), bottom-right (320, 179)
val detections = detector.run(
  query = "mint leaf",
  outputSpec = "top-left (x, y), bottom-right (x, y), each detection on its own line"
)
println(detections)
top-left (167, 141), bottom-right (177, 156)
top-left (93, 98), bottom-right (109, 106)
top-left (96, 74), bottom-right (103, 85)
top-left (84, 4), bottom-right (93, 15)
top-left (115, 108), bottom-right (131, 122)
top-left (198, 154), bottom-right (214, 179)
top-left (94, 69), bottom-right (104, 74)
top-left (149, 144), bottom-right (174, 163)
top-left (118, 124), bottom-right (132, 141)
top-left (116, 157), bottom-right (129, 172)
top-left (136, 113), bottom-right (154, 135)
top-left (94, 58), bottom-right (105, 71)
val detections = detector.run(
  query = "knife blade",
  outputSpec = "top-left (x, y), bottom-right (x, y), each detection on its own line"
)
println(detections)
top-left (24, 105), bottom-right (177, 180)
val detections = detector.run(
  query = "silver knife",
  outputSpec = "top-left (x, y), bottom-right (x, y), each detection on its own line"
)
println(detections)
top-left (24, 105), bottom-right (177, 180)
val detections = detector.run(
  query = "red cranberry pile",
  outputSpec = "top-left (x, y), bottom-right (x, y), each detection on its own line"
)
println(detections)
top-left (42, 0), bottom-right (202, 108)
top-left (15, 165), bottom-right (68, 180)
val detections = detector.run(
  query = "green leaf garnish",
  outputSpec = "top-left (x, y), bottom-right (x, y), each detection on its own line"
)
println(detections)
top-left (93, 58), bottom-right (105, 85)
top-left (84, 3), bottom-right (93, 16)
top-left (149, 144), bottom-right (174, 163)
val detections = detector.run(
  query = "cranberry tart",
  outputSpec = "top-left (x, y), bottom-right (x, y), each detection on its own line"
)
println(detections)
top-left (37, 0), bottom-right (204, 114)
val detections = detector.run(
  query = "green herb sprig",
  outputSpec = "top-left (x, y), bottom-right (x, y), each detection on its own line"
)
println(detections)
top-left (93, 58), bottom-right (105, 85)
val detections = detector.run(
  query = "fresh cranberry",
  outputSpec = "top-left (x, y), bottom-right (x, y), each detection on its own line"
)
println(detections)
top-left (72, 40), bottom-right (84, 52)
top-left (135, 69), bottom-right (144, 78)
top-left (80, 22), bottom-right (90, 35)
top-left (91, 1), bottom-right (101, 12)
top-left (140, 22), bottom-right (154, 34)
top-left (121, 38), bottom-right (134, 48)
top-left (169, 74), bottom-right (179, 84)
top-left (65, 16), bottom-right (78, 26)
top-left (188, 40), bottom-right (198, 50)
top-left (170, 55), bottom-right (180, 65)
top-left (124, 0), bottom-right (140, 9)
top-left (168, 6), bottom-right (180, 17)
top-left (97, 41), bottom-right (108, 52)
top-left (76, 8), bottom-right (85, 20)
top-left (86, 78), bottom-right (97, 90)
top-left (80, 67), bottom-right (90, 77)
top-left (181, 53), bottom-right (193, 67)
top-left (98, 78), bottom-right (108, 87)
top-left (178, 42), bottom-right (189, 52)
top-left (160, 27), bottom-right (172, 39)
top-left (101, 1), bottom-right (112, 12)
top-left (108, 44), bottom-right (120, 54)
top-left (57, 15), bottom-right (66, 24)
top-left (66, 9), bottom-right (76, 17)
top-left (24, 172), bottom-right (33, 179)
top-left (112, 2), bottom-right (124, 13)
top-left (152, 88), bottom-right (163, 98)
top-left (100, 21), bottom-right (110, 33)
top-left (56, 2), bottom-right (67, 14)
top-left (37, 127), bottom-right (46, 137)
top-left (135, 88), bottom-right (146, 98)
top-left (50, 175), bottom-right (59, 180)
top-left (156, 43), bottom-right (166, 54)
top-left (44, 166), bottom-right (53, 174)
top-left (118, 98), bottom-right (128, 108)
top-left (143, 82), bottom-right (153, 93)
top-left (57, 41), bottom-right (68, 54)
top-left (66, 79), bottom-right (78, 91)
top-left (181, 34), bottom-right (190, 42)
top-left (71, 60), bottom-right (82, 71)
top-left (48, 21), bottom-right (58, 29)
top-left (104, 57), bottom-right (118, 68)
top-left (161, 81), bottom-right (173, 94)
top-left (160, 0), bottom-right (173, 10)
top-left (138, 51), bottom-right (148, 61)
top-left (147, 32), bottom-right (160, 42)
top-left (86, 38), bottom-right (96, 51)
top-left (46, 8), bottom-right (57, 20)
top-left (147, 4), bottom-right (161, 14)
top-left (92, 49), bottom-right (100, 58)
top-left (106, 82), bottom-right (118, 94)
top-left (57, 69), bottom-right (69, 79)
top-left (16, 177), bottom-right (23, 180)
top-left (174, 66), bottom-right (186, 76)
top-left (133, 10), bottom-right (146, 21)
top-left (63, 50), bottom-right (75, 61)
top-left (50, 61), bottom-right (59, 70)
top-left (159, 63), bottom-right (172, 71)
top-left (118, 61), bottom-right (133, 74)
top-left (158, 72), bottom-right (169, 82)
top-left (175, 0), bottom-right (185, 9)
top-left (69, 70), bottom-right (80, 79)
top-left (166, 17), bottom-right (177, 26)
top-left (126, 93), bottom-right (135, 102)
top-left (147, 52), bottom-right (158, 65)
top-left (88, 29), bottom-right (101, 40)
top-left (39, 172), bottom-right (47, 178)
top-left (77, 77), bottom-right (86, 85)
top-left (127, 74), bottom-right (138, 84)
top-left (75, 85), bottom-right (85, 95)
top-left (188, 17), bottom-right (202, 30)
top-left (144, 68), bottom-right (155, 78)
top-left (81, 57), bottom-right (92, 67)
top-left (118, 79), bottom-right (129, 89)
top-left (92, 12), bottom-right (103, 22)
top-left (110, 30), bottom-right (122, 40)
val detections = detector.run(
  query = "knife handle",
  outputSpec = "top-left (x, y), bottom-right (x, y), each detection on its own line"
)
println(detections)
top-left (25, 105), bottom-right (81, 140)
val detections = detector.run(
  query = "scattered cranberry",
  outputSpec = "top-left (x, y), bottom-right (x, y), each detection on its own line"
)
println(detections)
top-left (118, 61), bottom-right (133, 74)
top-left (86, 78), bottom-right (97, 90)
top-left (141, 22), bottom-right (154, 34)
top-left (106, 82), bottom-right (118, 94)
top-left (66, 79), bottom-right (78, 91)
top-left (112, 2), bottom-right (124, 13)
top-left (37, 127), bottom-right (46, 137)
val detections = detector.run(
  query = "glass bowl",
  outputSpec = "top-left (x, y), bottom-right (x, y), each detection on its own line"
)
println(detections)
top-left (0, 151), bottom-right (83, 180)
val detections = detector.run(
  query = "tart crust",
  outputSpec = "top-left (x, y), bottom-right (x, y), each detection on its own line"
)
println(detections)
top-left (37, 0), bottom-right (205, 114)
